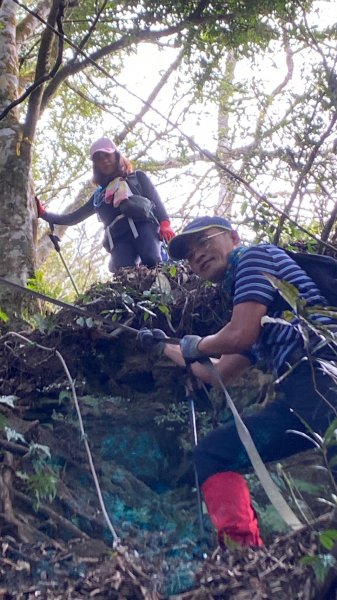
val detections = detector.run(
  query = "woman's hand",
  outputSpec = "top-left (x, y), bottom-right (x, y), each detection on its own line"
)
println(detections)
top-left (159, 220), bottom-right (175, 241)
top-left (35, 196), bottom-right (46, 217)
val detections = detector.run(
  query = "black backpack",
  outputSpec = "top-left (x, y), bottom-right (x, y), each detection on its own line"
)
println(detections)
top-left (284, 250), bottom-right (337, 307)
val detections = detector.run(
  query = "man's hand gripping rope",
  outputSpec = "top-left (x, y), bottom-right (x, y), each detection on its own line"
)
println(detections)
top-left (137, 328), bottom-right (205, 363)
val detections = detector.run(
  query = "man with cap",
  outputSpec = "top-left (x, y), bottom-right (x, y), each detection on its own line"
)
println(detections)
top-left (36, 137), bottom-right (175, 272)
top-left (138, 215), bottom-right (337, 547)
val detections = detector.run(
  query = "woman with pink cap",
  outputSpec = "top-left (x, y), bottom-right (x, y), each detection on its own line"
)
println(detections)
top-left (36, 137), bottom-right (175, 272)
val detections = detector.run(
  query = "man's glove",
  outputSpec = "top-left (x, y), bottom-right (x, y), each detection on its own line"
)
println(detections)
top-left (159, 220), bottom-right (175, 242)
top-left (35, 196), bottom-right (46, 218)
top-left (137, 327), bottom-right (168, 356)
top-left (180, 335), bottom-right (204, 364)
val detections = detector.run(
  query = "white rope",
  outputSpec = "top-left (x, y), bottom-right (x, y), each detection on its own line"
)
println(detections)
top-left (5, 332), bottom-right (120, 544)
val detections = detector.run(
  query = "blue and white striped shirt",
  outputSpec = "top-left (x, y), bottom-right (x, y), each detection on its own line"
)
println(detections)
top-left (232, 244), bottom-right (336, 376)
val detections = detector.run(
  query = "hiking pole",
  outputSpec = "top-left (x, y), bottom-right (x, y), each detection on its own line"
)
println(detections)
top-left (185, 368), bottom-right (205, 537)
top-left (48, 224), bottom-right (80, 297)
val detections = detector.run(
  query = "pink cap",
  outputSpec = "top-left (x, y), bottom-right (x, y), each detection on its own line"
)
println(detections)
top-left (90, 137), bottom-right (118, 159)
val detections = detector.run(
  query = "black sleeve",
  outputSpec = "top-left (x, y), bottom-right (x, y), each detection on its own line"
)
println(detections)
top-left (134, 171), bottom-right (169, 223)
top-left (40, 196), bottom-right (95, 226)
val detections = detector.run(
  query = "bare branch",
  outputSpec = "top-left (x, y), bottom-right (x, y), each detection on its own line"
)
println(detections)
top-left (320, 197), bottom-right (337, 248)
top-left (12, 0), bottom-right (231, 113)
top-left (40, 26), bottom-right (184, 112)
top-left (273, 111), bottom-right (337, 244)
top-left (75, 0), bottom-right (109, 54)
top-left (116, 46), bottom-right (186, 145)
top-left (271, 37), bottom-right (294, 97)
top-left (64, 46), bottom-right (186, 148)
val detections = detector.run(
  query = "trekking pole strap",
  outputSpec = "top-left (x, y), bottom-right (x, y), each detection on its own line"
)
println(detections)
top-left (48, 223), bottom-right (61, 253)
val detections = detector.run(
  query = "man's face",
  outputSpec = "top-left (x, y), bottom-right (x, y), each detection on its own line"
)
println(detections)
top-left (185, 227), bottom-right (239, 282)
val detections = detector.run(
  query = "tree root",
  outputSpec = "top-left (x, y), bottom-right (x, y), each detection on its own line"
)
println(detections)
top-left (0, 451), bottom-right (35, 543)
top-left (14, 490), bottom-right (90, 542)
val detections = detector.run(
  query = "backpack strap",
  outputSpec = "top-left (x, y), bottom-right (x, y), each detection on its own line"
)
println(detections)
top-left (127, 217), bottom-right (139, 238)
top-left (104, 215), bottom-right (139, 250)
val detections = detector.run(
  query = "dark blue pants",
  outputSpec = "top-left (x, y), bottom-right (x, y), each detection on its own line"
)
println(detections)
top-left (194, 363), bottom-right (337, 485)
top-left (108, 222), bottom-right (161, 271)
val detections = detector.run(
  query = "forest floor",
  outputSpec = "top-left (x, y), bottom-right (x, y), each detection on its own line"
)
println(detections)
top-left (0, 523), bottom-right (328, 599)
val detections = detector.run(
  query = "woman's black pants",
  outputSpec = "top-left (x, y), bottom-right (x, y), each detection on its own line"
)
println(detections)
top-left (108, 222), bottom-right (161, 271)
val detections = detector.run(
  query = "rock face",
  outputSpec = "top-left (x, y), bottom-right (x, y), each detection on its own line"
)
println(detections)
top-left (0, 265), bottom-right (336, 598)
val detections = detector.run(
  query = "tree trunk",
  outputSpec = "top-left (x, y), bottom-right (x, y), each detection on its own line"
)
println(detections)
top-left (0, 1), bottom-right (37, 318)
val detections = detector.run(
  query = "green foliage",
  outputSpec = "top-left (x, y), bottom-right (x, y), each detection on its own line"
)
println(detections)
top-left (5, 427), bottom-right (26, 444)
top-left (322, 417), bottom-right (337, 447)
top-left (3, 0), bottom-right (334, 303)
top-left (30, 0), bottom-right (304, 202)
top-left (28, 443), bottom-right (52, 465)
top-left (0, 307), bottom-right (9, 323)
top-left (16, 441), bottom-right (58, 510)
top-left (26, 471), bottom-right (57, 510)
top-left (289, 477), bottom-right (322, 495)
top-left (154, 402), bottom-right (190, 430)
top-left (35, 234), bottom-right (106, 304)
top-left (58, 390), bottom-right (72, 403)
top-left (256, 498), bottom-right (295, 536)
top-left (26, 269), bottom-right (80, 327)
top-left (0, 395), bottom-right (17, 408)
top-left (261, 276), bottom-right (337, 366)
top-left (154, 403), bottom-right (212, 451)
top-left (317, 359), bottom-right (337, 386)
top-left (260, 276), bottom-right (337, 514)
top-left (301, 553), bottom-right (337, 583)
top-left (137, 273), bottom-right (175, 324)
top-left (31, 313), bottom-right (57, 335)
top-left (319, 529), bottom-right (337, 551)
top-left (140, 289), bottom-right (172, 321)
top-left (76, 316), bottom-right (95, 328)
top-left (262, 273), bottom-right (305, 313)
top-left (27, 271), bottom-right (64, 313)
top-left (97, 270), bottom-right (179, 327)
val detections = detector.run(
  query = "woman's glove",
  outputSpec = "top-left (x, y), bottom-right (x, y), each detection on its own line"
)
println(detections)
top-left (159, 220), bottom-right (175, 242)
top-left (180, 335), bottom-right (204, 364)
top-left (137, 327), bottom-right (168, 356)
top-left (35, 196), bottom-right (46, 218)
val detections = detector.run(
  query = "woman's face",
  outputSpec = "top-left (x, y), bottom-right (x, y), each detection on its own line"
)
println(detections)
top-left (93, 151), bottom-right (119, 176)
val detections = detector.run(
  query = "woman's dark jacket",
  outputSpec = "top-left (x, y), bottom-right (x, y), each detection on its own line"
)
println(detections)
top-left (42, 171), bottom-right (169, 242)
